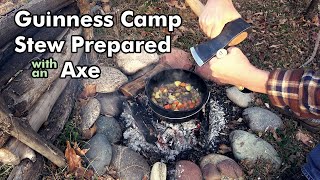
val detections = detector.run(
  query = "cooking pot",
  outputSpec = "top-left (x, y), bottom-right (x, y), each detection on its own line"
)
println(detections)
top-left (145, 69), bottom-right (210, 122)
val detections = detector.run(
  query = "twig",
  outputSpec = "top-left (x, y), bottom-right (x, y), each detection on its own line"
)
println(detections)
top-left (300, 30), bottom-right (320, 67)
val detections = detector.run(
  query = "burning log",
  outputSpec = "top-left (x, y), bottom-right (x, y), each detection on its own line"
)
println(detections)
top-left (7, 79), bottom-right (79, 180)
top-left (0, 48), bottom-right (83, 165)
top-left (0, 0), bottom-right (74, 49)
top-left (120, 63), bottom-right (171, 97)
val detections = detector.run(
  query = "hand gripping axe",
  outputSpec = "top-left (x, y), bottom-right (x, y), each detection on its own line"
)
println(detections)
top-left (185, 0), bottom-right (251, 66)
top-left (186, 0), bottom-right (252, 92)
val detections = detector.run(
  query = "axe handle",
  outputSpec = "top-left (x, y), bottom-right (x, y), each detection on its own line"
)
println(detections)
top-left (185, 0), bottom-right (204, 17)
top-left (186, 0), bottom-right (248, 46)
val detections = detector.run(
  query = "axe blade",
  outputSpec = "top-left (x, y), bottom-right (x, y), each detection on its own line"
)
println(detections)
top-left (191, 18), bottom-right (251, 66)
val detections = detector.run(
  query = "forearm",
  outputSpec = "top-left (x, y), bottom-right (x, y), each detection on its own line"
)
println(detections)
top-left (239, 67), bottom-right (270, 94)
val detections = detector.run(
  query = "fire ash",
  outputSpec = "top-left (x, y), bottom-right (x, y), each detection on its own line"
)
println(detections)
top-left (120, 96), bottom-right (228, 162)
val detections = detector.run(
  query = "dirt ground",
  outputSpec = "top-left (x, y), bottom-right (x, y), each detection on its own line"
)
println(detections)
top-left (0, 0), bottom-right (319, 179)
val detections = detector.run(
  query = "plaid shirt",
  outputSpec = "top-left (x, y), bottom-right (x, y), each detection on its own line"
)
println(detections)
top-left (267, 69), bottom-right (320, 119)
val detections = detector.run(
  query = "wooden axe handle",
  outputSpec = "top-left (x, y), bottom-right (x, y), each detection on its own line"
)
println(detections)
top-left (186, 0), bottom-right (248, 46)
top-left (185, 0), bottom-right (204, 17)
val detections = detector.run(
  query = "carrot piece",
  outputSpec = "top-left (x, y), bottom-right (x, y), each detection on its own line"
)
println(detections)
top-left (183, 102), bottom-right (188, 108)
top-left (173, 101), bottom-right (180, 105)
top-left (160, 87), bottom-right (166, 92)
top-left (189, 102), bottom-right (195, 109)
top-left (177, 103), bottom-right (184, 109)
top-left (164, 104), bottom-right (171, 110)
top-left (180, 82), bottom-right (186, 87)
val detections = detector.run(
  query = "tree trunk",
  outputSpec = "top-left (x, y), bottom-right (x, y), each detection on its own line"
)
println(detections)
top-left (0, 104), bottom-right (66, 167)
top-left (2, 28), bottom-right (82, 117)
top-left (0, 27), bottom-right (39, 67)
top-left (0, 5), bottom-right (78, 89)
top-left (0, 47), bottom-right (83, 165)
top-left (0, 28), bottom-right (81, 147)
top-left (7, 79), bottom-right (79, 180)
top-left (0, 0), bottom-right (74, 49)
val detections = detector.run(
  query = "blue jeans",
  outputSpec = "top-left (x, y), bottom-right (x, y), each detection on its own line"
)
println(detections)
top-left (302, 144), bottom-right (320, 179)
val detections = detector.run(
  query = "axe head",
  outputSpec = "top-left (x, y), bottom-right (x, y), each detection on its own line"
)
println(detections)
top-left (191, 18), bottom-right (251, 66)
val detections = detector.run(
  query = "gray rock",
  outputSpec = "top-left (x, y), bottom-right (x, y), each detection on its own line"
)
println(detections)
top-left (111, 145), bottom-right (150, 179)
top-left (226, 86), bottom-right (254, 108)
top-left (175, 160), bottom-right (202, 180)
top-left (96, 116), bottom-right (122, 143)
top-left (82, 66), bottom-right (128, 93)
top-left (116, 50), bottom-right (159, 75)
top-left (243, 107), bottom-right (283, 132)
top-left (96, 92), bottom-right (124, 117)
top-left (80, 98), bottom-right (100, 131)
top-left (85, 134), bottom-right (112, 175)
top-left (150, 162), bottom-right (167, 180)
top-left (200, 154), bottom-right (244, 180)
top-left (230, 130), bottom-right (282, 169)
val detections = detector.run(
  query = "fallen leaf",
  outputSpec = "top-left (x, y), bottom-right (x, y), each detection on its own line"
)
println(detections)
top-left (82, 123), bottom-right (97, 140)
top-left (74, 142), bottom-right (89, 156)
top-left (166, 0), bottom-right (186, 10)
top-left (80, 84), bottom-right (96, 99)
top-left (65, 141), bottom-right (82, 172)
top-left (312, 15), bottom-right (319, 26)
top-left (279, 18), bottom-right (287, 25)
top-left (98, 175), bottom-right (116, 180)
top-left (218, 144), bottom-right (232, 154)
top-left (75, 168), bottom-right (95, 179)
top-left (142, 175), bottom-right (149, 180)
top-left (65, 141), bottom-right (94, 179)
top-left (296, 130), bottom-right (314, 147)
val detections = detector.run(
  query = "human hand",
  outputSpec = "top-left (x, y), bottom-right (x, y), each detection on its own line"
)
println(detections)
top-left (195, 47), bottom-right (270, 94)
top-left (199, 0), bottom-right (241, 38)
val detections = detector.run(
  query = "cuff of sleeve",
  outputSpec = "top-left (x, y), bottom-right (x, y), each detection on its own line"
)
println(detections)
top-left (266, 69), bottom-right (304, 111)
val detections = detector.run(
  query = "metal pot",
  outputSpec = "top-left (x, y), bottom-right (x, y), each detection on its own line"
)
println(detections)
top-left (145, 69), bottom-right (210, 122)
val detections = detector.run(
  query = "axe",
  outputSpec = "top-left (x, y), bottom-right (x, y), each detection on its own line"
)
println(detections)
top-left (186, 0), bottom-right (252, 92)
top-left (185, 0), bottom-right (251, 66)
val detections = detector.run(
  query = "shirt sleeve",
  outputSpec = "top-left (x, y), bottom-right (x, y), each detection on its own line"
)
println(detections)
top-left (266, 69), bottom-right (320, 119)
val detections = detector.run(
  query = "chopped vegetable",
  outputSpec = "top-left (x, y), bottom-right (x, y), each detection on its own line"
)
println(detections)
top-left (186, 84), bottom-right (192, 91)
top-left (174, 81), bottom-right (181, 86)
top-left (151, 81), bottom-right (201, 111)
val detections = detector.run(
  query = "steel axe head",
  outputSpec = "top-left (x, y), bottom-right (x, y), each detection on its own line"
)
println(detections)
top-left (191, 18), bottom-right (251, 66)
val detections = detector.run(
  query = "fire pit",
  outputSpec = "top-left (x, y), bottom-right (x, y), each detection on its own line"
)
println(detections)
top-left (120, 82), bottom-right (236, 178)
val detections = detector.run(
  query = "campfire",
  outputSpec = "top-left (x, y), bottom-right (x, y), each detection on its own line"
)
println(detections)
top-left (121, 93), bottom-right (229, 161)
